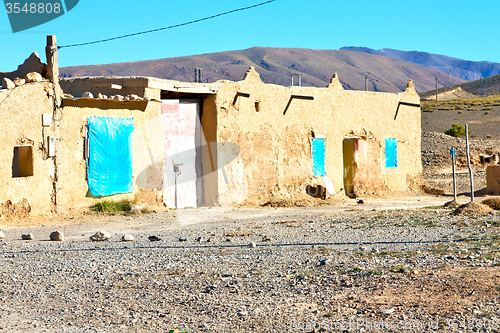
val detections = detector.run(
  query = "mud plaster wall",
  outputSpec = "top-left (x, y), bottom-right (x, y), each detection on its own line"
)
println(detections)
top-left (212, 68), bottom-right (422, 204)
top-left (58, 100), bottom-right (164, 213)
top-left (60, 77), bottom-right (150, 99)
top-left (201, 95), bottom-right (219, 205)
top-left (0, 82), bottom-right (56, 216)
top-left (0, 52), bottom-right (46, 82)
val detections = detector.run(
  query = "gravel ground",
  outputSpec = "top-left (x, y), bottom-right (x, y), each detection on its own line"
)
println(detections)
top-left (0, 133), bottom-right (499, 332)
top-left (421, 131), bottom-right (498, 195)
top-left (1, 204), bottom-right (500, 332)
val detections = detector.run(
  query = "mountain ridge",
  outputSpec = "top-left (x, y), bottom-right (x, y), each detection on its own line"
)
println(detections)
top-left (60, 47), bottom-right (466, 93)
top-left (340, 47), bottom-right (500, 81)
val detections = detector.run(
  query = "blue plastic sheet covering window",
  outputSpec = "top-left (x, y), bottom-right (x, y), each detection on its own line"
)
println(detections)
top-left (87, 116), bottom-right (134, 196)
top-left (385, 138), bottom-right (398, 168)
top-left (312, 138), bottom-right (326, 176)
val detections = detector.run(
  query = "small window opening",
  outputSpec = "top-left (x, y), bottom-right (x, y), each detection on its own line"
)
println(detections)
top-left (255, 101), bottom-right (260, 112)
top-left (13, 146), bottom-right (33, 177)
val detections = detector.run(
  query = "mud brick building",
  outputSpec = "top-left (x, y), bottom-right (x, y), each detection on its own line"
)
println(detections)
top-left (0, 36), bottom-right (422, 216)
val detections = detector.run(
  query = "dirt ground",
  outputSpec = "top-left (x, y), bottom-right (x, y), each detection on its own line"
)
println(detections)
top-left (2, 111), bottom-right (500, 331)
top-left (422, 105), bottom-right (500, 140)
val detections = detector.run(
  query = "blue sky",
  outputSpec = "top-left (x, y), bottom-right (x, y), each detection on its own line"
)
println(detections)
top-left (1, 0), bottom-right (500, 72)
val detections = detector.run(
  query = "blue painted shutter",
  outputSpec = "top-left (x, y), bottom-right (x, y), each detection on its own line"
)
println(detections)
top-left (385, 138), bottom-right (398, 168)
top-left (312, 138), bottom-right (326, 176)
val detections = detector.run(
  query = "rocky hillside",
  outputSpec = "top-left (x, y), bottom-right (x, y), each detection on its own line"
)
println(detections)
top-left (341, 46), bottom-right (500, 81)
top-left (60, 47), bottom-right (465, 93)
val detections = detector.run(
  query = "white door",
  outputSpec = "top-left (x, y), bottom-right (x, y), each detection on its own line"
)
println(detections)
top-left (161, 100), bottom-right (203, 208)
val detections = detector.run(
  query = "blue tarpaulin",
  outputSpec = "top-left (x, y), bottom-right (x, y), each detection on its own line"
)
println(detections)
top-left (87, 116), bottom-right (134, 196)
top-left (385, 138), bottom-right (398, 168)
top-left (312, 138), bottom-right (326, 176)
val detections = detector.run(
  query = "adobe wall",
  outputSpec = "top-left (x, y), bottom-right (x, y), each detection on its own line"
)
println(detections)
top-left (58, 99), bottom-right (164, 213)
top-left (212, 68), bottom-right (421, 204)
top-left (59, 77), bottom-right (152, 99)
top-left (0, 52), bottom-right (46, 82)
top-left (0, 81), bottom-right (56, 217)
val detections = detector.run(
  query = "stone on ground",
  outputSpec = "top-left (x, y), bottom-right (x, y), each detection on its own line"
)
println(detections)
top-left (50, 231), bottom-right (64, 241)
top-left (90, 231), bottom-right (110, 241)
top-left (122, 234), bottom-right (135, 242)
top-left (22, 233), bottom-right (34, 240)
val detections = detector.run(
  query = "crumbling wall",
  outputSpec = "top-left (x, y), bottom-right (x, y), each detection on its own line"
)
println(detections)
top-left (213, 67), bottom-right (422, 204)
top-left (59, 99), bottom-right (163, 213)
top-left (59, 77), bottom-right (150, 99)
top-left (0, 52), bottom-right (46, 82)
top-left (0, 81), bottom-right (56, 216)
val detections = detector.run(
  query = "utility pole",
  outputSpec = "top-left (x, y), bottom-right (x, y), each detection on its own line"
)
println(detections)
top-left (45, 35), bottom-right (63, 212)
top-left (364, 72), bottom-right (370, 91)
top-left (289, 73), bottom-right (302, 86)
top-left (433, 74), bottom-right (440, 104)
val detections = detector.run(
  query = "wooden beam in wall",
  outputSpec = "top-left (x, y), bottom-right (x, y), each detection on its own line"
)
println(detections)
top-left (394, 101), bottom-right (420, 120)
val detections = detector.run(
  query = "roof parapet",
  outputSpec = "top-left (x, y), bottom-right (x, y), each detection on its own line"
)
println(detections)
top-left (327, 73), bottom-right (344, 90)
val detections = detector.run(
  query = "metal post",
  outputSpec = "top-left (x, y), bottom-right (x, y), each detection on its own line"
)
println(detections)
top-left (435, 77), bottom-right (438, 102)
top-left (450, 148), bottom-right (457, 202)
top-left (465, 124), bottom-right (474, 201)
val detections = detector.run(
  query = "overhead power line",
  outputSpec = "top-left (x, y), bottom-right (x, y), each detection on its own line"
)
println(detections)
top-left (58, 0), bottom-right (276, 49)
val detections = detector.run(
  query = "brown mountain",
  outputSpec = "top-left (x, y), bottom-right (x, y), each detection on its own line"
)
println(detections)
top-left (60, 47), bottom-right (465, 93)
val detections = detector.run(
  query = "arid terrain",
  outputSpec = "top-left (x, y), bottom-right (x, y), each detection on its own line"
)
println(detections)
top-left (1, 107), bottom-right (500, 332)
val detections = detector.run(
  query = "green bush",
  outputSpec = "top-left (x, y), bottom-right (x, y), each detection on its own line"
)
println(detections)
top-left (445, 124), bottom-right (467, 138)
top-left (91, 199), bottom-right (132, 213)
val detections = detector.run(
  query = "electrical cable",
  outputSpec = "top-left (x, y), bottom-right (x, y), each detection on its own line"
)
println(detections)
top-left (58, 0), bottom-right (276, 49)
